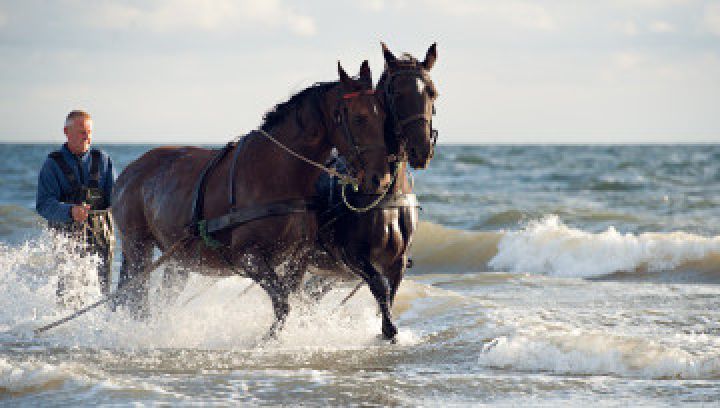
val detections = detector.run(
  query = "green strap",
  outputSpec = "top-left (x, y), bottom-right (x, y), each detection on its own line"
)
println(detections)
top-left (197, 219), bottom-right (225, 249)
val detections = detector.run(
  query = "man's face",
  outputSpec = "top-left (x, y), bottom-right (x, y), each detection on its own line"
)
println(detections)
top-left (64, 118), bottom-right (93, 155)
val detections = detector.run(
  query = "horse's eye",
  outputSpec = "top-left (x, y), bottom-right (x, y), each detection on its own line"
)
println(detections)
top-left (353, 115), bottom-right (368, 126)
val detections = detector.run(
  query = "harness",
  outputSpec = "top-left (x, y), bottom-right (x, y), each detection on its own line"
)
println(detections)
top-left (189, 132), bottom-right (319, 248)
top-left (189, 89), bottom-right (386, 247)
top-left (317, 158), bottom-right (419, 230)
top-left (48, 148), bottom-right (107, 210)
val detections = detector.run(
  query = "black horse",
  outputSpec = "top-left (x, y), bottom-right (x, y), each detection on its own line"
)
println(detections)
top-left (308, 42), bottom-right (439, 340)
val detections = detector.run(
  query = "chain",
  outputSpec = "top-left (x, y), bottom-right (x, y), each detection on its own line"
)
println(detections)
top-left (256, 129), bottom-right (359, 188)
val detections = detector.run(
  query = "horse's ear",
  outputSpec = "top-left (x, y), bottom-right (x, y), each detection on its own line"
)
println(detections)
top-left (359, 60), bottom-right (372, 87)
top-left (338, 61), bottom-right (354, 89)
top-left (422, 42), bottom-right (437, 71)
top-left (381, 41), bottom-right (398, 68)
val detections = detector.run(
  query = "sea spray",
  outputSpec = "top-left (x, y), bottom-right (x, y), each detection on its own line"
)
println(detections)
top-left (0, 230), bottom-right (102, 331)
top-left (479, 331), bottom-right (720, 379)
top-left (0, 230), bottom-right (425, 351)
top-left (488, 216), bottom-right (720, 278)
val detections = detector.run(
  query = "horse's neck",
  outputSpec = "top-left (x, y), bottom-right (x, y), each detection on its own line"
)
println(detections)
top-left (253, 123), bottom-right (332, 197)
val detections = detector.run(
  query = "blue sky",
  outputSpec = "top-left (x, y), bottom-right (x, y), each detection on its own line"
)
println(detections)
top-left (0, 0), bottom-right (718, 144)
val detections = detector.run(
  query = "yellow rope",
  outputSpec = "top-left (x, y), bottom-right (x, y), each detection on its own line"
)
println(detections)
top-left (341, 164), bottom-right (399, 213)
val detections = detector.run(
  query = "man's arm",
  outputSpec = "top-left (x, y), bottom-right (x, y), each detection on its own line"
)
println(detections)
top-left (36, 159), bottom-right (73, 223)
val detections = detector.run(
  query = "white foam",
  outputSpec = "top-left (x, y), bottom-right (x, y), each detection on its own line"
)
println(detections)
top-left (0, 357), bottom-right (87, 394)
top-left (489, 215), bottom-right (720, 278)
top-left (479, 332), bottom-right (720, 379)
top-left (0, 231), bottom-right (102, 330)
top-left (1, 231), bottom-right (421, 351)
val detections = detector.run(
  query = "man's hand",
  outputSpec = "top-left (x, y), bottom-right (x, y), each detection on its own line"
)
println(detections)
top-left (71, 204), bottom-right (91, 222)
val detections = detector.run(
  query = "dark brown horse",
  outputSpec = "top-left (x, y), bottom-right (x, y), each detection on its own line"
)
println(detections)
top-left (111, 61), bottom-right (391, 338)
top-left (379, 42), bottom-right (438, 169)
top-left (307, 43), bottom-right (439, 340)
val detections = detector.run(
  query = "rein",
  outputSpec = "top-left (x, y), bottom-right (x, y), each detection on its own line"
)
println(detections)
top-left (34, 235), bottom-right (193, 335)
top-left (256, 128), bottom-right (359, 188)
top-left (341, 161), bottom-right (400, 213)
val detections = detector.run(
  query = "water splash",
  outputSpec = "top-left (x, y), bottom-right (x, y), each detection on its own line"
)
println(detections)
top-left (489, 216), bottom-right (720, 278)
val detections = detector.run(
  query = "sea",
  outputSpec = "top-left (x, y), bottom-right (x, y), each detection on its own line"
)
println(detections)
top-left (1, 143), bottom-right (719, 406)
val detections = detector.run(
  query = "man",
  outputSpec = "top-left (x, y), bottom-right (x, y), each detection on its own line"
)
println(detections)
top-left (36, 110), bottom-right (116, 300)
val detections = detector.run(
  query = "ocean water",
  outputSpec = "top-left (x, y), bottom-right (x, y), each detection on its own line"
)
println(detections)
top-left (1, 144), bottom-right (719, 406)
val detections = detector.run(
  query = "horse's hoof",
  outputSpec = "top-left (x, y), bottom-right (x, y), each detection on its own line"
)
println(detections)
top-left (382, 324), bottom-right (398, 342)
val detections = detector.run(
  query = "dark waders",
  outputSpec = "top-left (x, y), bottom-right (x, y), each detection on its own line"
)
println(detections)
top-left (48, 149), bottom-right (114, 305)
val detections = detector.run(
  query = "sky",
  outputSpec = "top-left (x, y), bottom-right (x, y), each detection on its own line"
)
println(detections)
top-left (0, 0), bottom-right (718, 144)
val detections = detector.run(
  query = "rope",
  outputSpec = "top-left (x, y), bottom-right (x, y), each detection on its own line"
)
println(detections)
top-left (34, 236), bottom-right (192, 335)
top-left (341, 164), bottom-right (399, 213)
top-left (256, 129), bottom-right (359, 188)
top-left (338, 281), bottom-right (364, 307)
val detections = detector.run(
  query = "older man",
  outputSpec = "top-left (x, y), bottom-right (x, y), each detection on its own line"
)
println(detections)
top-left (36, 110), bottom-right (116, 299)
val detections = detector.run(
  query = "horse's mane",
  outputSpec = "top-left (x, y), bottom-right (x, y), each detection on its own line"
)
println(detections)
top-left (378, 53), bottom-right (421, 84)
top-left (261, 81), bottom-right (337, 132)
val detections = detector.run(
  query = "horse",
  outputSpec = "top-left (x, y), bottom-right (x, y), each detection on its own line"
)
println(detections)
top-left (111, 60), bottom-right (392, 338)
top-left (306, 43), bottom-right (440, 341)
top-left (379, 42), bottom-right (438, 169)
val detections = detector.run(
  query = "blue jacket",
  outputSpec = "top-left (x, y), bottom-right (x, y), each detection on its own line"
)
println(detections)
top-left (36, 144), bottom-right (115, 223)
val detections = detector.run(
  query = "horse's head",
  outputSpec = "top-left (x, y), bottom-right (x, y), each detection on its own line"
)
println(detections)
top-left (378, 42), bottom-right (439, 169)
top-left (325, 60), bottom-right (390, 193)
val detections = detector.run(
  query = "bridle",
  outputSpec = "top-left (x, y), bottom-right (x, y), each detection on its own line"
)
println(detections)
top-left (333, 88), bottom-right (400, 212)
top-left (259, 87), bottom-right (393, 189)
top-left (381, 65), bottom-right (438, 160)
top-left (333, 89), bottom-right (392, 171)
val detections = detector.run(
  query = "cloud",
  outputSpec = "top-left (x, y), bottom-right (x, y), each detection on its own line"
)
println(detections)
top-left (613, 51), bottom-right (646, 70)
top-left (359, 0), bottom-right (387, 12)
top-left (648, 20), bottom-right (676, 33)
top-left (613, 19), bottom-right (676, 36)
top-left (85, 0), bottom-right (316, 36)
top-left (423, 0), bottom-right (557, 31)
top-left (703, 2), bottom-right (720, 36)
top-left (609, 0), bottom-right (701, 8)
top-left (613, 20), bottom-right (640, 36)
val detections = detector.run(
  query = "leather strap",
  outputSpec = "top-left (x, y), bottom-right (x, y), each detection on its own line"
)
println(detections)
top-left (205, 198), bottom-right (317, 234)
top-left (190, 142), bottom-right (235, 226)
top-left (48, 151), bottom-right (81, 191)
top-left (228, 134), bottom-right (250, 211)
top-left (88, 149), bottom-right (102, 188)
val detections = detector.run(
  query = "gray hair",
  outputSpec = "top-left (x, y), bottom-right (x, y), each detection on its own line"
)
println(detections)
top-left (64, 110), bottom-right (91, 128)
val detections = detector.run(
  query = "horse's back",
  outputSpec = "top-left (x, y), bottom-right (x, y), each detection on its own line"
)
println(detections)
top-left (113, 146), bottom-right (215, 242)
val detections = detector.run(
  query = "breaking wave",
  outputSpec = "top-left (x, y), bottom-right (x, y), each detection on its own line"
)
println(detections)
top-left (409, 218), bottom-right (720, 281)
top-left (488, 216), bottom-right (720, 279)
top-left (479, 332), bottom-right (720, 379)
top-left (0, 358), bottom-right (90, 396)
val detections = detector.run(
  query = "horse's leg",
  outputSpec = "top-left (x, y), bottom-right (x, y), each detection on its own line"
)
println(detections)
top-left (236, 249), bottom-right (297, 339)
top-left (159, 263), bottom-right (189, 306)
top-left (115, 237), bottom-right (153, 318)
top-left (302, 275), bottom-right (337, 302)
top-left (351, 255), bottom-right (397, 341)
top-left (386, 254), bottom-right (407, 308)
